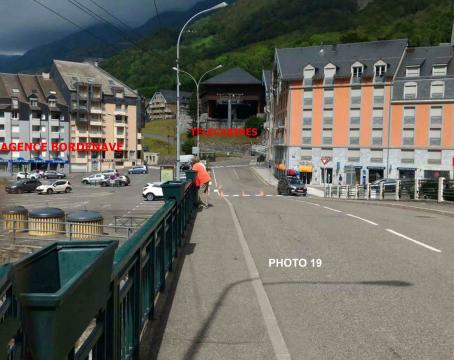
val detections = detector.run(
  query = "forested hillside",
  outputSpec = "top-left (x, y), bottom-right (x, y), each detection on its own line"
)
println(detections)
top-left (102, 0), bottom-right (454, 97)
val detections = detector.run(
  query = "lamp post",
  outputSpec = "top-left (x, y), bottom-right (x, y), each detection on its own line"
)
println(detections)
top-left (173, 65), bottom-right (223, 154)
top-left (176, 1), bottom-right (228, 179)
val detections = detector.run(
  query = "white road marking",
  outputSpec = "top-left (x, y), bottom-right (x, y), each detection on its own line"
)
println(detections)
top-left (223, 194), bottom-right (230, 197)
top-left (323, 206), bottom-right (342, 213)
top-left (346, 214), bottom-right (378, 226)
top-left (243, 194), bottom-right (251, 197)
top-left (386, 229), bottom-right (442, 253)
top-left (224, 198), bottom-right (291, 360)
top-left (232, 168), bottom-right (240, 180)
top-left (305, 201), bottom-right (321, 207)
top-left (266, 194), bottom-right (273, 197)
top-left (232, 194), bottom-right (240, 197)
top-left (212, 168), bottom-right (218, 188)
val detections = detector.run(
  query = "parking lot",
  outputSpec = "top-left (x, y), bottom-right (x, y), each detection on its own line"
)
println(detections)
top-left (0, 170), bottom-right (165, 247)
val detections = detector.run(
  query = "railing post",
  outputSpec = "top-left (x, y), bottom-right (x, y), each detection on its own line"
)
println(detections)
top-left (337, 185), bottom-right (340, 198)
top-left (346, 185), bottom-right (350, 199)
top-left (395, 180), bottom-right (400, 201)
top-left (379, 182), bottom-right (384, 200)
top-left (414, 178), bottom-right (419, 200)
top-left (329, 184), bottom-right (332, 198)
top-left (69, 223), bottom-right (72, 241)
top-left (438, 177), bottom-right (445, 203)
top-left (366, 183), bottom-right (370, 200)
top-left (12, 220), bottom-right (16, 245)
top-left (355, 185), bottom-right (358, 199)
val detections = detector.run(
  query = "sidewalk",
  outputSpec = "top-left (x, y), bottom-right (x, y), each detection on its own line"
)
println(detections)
top-left (140, 197), bottom-right (275, 360)
top-left (252, 166), bottom-right (324, 197)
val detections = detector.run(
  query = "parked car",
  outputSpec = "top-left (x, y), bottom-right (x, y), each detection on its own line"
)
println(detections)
top-left (36, 180), bottom-right (72, 195)
top-left (277, 177), bottom-right (307, 196)
top-left (29, 170), bottom-right (43, 179)
top-left (99, 175), bottom-right (130, 187)
top-left (142, 182), bottom-right (163, 201)
top-left (128, 165), bottom-right (148, 174)
top-left (43, 170), bottom-right (66, 179)
top-left (82, 173), bottom-right (106, 185)
top-left (5, 179), bottom-right (42, 194)
top-left (15, 172), bottom-right (29, 180)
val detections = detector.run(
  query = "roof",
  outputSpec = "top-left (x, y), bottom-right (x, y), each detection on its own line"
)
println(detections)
top-left (276, 39), bottom-right (408, 81)
top-left (53, 60), bottom-right (138, 97)
top-left (262, 70), bottom-right (272, 92)
top-left (155, 89), bottom-right (192, 103)
top-left (396, 45), bottom-right (454, 78)
top-left (0, 73), bottom-right (67, 107)
top-left (203, 67), bottom-right (261, 85)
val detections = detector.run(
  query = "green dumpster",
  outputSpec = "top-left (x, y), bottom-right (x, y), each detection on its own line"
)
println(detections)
top-left (185, 170), bottom-right (197, 183)
top-left (0, 264), bottom-right (20, 360)
top-left (161, 181), bottom-right (186, 203)
top-left (11, 240), bottom-right (118, 360)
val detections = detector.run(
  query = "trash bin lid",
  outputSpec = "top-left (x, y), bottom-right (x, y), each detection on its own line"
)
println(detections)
top-left (67, 210), bottom-right (103, 223)
top-left (2, 206), bottom-right (28, 215)
top-left (29, 207), bottom-right (65, 218)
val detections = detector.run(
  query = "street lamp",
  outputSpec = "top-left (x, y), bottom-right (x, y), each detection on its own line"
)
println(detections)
top-left (173, 64), bottom-right (223, 154)
top-left (175, 1), bottom-right (228, 179)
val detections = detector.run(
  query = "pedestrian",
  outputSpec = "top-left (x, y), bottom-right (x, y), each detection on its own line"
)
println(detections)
top-left (338, 174), bottom-right (343, 185)
top-left (192, 157), bottom-right (211, 209)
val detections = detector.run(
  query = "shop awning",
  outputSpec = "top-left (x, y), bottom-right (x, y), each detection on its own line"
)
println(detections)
top-left (51, 157), bottom-right (65, 164)
top-left (299, 165), bottom-right (313, 173)
top-left (367, 166), bottom-right (385, 170)
top-left (397, 167), bottom-right (417, 171)
top-left (277, 163), bottom-right (286, 170)
top-left (12, 157), bottom-right (29, 164)
top-left (0, 157), bottom-right (7, 163)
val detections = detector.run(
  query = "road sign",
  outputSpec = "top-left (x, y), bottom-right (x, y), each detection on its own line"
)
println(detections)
top-left (321, 157), bottom-right (329, 166)
top-left (452, 157), bottom-right (454, 166)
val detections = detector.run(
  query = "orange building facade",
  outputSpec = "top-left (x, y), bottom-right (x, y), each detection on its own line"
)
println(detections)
top-left (271, 40), bottom-right (454, 184)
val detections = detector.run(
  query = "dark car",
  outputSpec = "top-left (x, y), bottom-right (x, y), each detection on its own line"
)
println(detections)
top-left (128, 166), bottom-right (148, 174)
top-left (5, 179), bottom-right (42, 194)
top-left (277, 177), bottom-right (307, 196)
top-left (100, 175), bottom-right (130, 187)
top-left (43, 170), bottom-right (66, 179)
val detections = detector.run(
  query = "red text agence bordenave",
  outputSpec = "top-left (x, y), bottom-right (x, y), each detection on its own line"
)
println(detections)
top-left (191, 128), bottom-right (258, 137)
top-left (0, 142), bottom-right (124, 152)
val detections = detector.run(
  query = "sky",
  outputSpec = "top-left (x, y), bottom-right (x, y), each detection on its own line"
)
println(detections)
top-left (0, 0), bottom-right (202, 55)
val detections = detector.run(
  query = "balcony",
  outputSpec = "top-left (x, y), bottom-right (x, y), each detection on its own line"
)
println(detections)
top-left (115, 120), bottom-right (126, 127)
top-left (90, 107), bottom-right (103, 114)
top-left (77, 129), bottom-right (88, 137)
top-left (115, 133), bottom-right (126, 139)
top-left (89, 130), bottom-right (106, 139)
top-left (114, 107), bottom-right (127, 116)
top-left (90, 119), bottom-right (104, 126)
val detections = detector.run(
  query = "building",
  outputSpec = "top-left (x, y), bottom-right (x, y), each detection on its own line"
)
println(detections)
top-left (147, 90), bottom-right (192, 121)
top-left (50, 60), bottom-right (144, 172)
top-left (272, 39), bottom-right (454, 184)
top-left (0, 73), bottom-right (69, 174)
top-left (201, 67), bottom-right (264, 128)
top-left (262, 69), bottom-right (273, 163)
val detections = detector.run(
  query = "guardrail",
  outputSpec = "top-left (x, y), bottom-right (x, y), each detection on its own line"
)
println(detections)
top-left (0, 171), bottom-right (199, 360)
top-left (324, 177), bottom-right (452, 203)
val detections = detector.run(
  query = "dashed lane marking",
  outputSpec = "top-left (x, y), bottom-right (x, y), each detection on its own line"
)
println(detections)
top-left (346, 213), bottom-right (378, 226)
top-left (386, 229), bottom-right (441, 253)
top-left (323, 206), bottom-right (342, 213)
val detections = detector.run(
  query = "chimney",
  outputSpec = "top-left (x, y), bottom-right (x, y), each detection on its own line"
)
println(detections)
top-left (42, 72), bottom-right (50, 80)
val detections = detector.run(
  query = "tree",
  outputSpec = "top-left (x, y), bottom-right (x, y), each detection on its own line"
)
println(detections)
top-left (182, 138), bottom-right (196, 155)
top-left (244, 116), bottom-right (265, 137)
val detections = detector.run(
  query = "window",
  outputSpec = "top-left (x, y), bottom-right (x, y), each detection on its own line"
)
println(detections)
top-left (11, 98), bottom-right (18, 108)
top-left (403, 129), bottom-right (414, 145)
top-left (403, 107), bottom-right (416, 126)
top-left (323, 109), bottom-right (333, 127)
top-left (301, 148), bottom-right (312, 161)
top-left (428, 150), bottom-right (441, 164)
top-left (348, 148), bottom-right (360, 162)
top-left (373, 87), bottom-right (385, 104)
top-left (406, 66), bottom-right (420, 77)
top-left (0, 111), bottom-right (4, 118)
top-left (0, 137), bottom-right (4, 143)
top-left (430, 107), bottom-right (443, 127)
top-left (351, 88), bottom-right (361, 105)
top-left (373, 108), bottom-right (384, 127)
top-left (350, 109), bottom-right (361, 126)
top-left (324, 89), bottom-right (334, 106)
top-left (401, 150), bottom-right (414, 164)
top-left (430, 81), bottom-right (444, 98)
top-left (12, 125), bottom-right (19, 133)
top-left (48, 98), bottom-right (57, 107)
top-left (51, 126), bottom-right (59, 133)
top-left (372, 129), bottom-right (383, 145)
top-left (375, 64), bottom-right (386, 77)
top-left (11, 111), bottom-right (18, 119)
top-left (432, 65), bottom-right (447, 76)
top-left (349, 129), bottom-right (360, 145)
top-left (321, 148), bottom-right (333, 161)
top-left (371, 149), bottom-right (383, 162)
top-left (41, 125), bottom-right (46, 132)
top-left (0, 124), bottom-right (4, 130)
top-left (404, 82), bottom-right (417, 99)
top-left (324, 63), bottom-right (336, 79)
top-left (429, 129), bottom-right (441, 146)
top-left (302, 129), bottom-right (312, 144)
top-left (303, 110), bottom-right (312, 127)
top-left (304, 65), bottom-right (315, 80)
top-left (29, 97), bottom-right (38, 107)
top-left (352, 65), bottom-right (363, 78)
top-left (32, 125), bottom-right (40, 132)
top-left (303, 91), bottom-right (312, 106)
top-left (322, 129), bottom-right (332, 145)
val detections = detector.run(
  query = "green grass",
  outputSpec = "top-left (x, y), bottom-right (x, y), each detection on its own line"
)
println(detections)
top-left (142, 119), bottom-right (177, 136)
top-left (143, 138), bottom-right (176, 156)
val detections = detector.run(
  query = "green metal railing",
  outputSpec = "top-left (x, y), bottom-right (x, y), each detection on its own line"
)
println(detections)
top-left (0, 173), bottom-right (198, 360)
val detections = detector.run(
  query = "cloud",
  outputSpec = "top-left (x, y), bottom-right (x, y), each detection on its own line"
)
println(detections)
top-left (0, 0), bottom-right (202, 54)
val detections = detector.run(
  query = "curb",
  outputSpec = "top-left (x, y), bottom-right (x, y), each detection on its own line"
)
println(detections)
top-left (322, 197), bottom-right (454, 218)
top-left (251, 166), bottom-right (278, 187)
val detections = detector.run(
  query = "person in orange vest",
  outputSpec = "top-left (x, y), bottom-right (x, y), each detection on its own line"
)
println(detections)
top-left (192, 157), bottom-right (212, 208)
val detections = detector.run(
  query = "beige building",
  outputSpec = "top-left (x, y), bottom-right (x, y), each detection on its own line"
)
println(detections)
top-left (51, 60), bottom-right (144, 172)
top-left (148, 89), bottom-right (192, 121)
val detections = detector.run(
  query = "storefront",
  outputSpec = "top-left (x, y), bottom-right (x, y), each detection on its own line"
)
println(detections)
top-left (10, 158), bottom-right (30, 173)
top-left (299, 164), bottom-right (313, 184)
top-left (30, 157), bottom-right (47, 172)
top-left (368, 166), bottom-right (385, 183)
top-left (0, 158), bottom-right (8, 174)
top-left (424, 170), bottom-right (450, 180)
top-left (398, 167), bottom-right (416, 180)
top-left (320, 167), bottom-right (333, 184)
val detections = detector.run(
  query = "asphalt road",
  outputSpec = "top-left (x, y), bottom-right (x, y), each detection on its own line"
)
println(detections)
top-left (209, 165), bottom-right (454, 359)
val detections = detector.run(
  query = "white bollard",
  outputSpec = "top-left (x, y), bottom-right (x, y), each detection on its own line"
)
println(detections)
top-left (395, 180), bottom-right (400, 201)
top-left (366, 183), bottom-right (370, 200)
top-left (337, 185), bottom-right (341, 198)
top-left (329, 184), bottom-right (332, 198)
top-left (379, 182), bottom-right (384, 200)
top-left (355, 184), bottom-right (359, 199)
top-left (414, 178), bottom-right (419, 200)
top-left (438, 177), bottom-right (445, 203)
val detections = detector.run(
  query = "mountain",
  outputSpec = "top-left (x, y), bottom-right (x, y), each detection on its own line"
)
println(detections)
top-left (101, 0), bottom-right (454, 98)
top-left (0, 0), bottom-right (228, 74)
